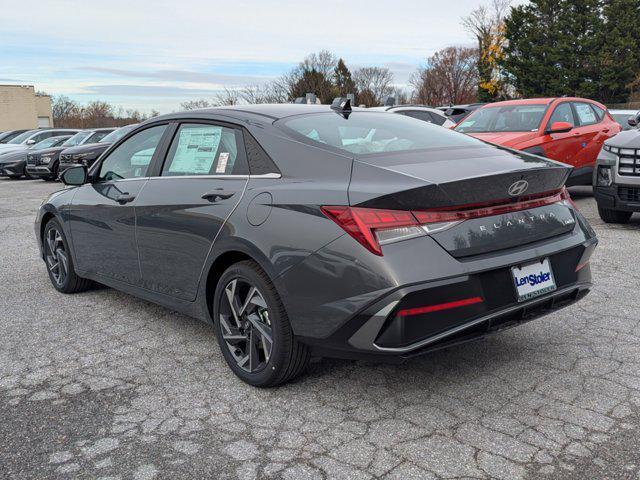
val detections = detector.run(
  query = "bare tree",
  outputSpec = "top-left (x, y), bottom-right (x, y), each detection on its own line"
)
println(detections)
top-left (52, 96), bottom-right (81, 126)
top-left (353, 67), bottom-right (394, 107)
top-left (410, 46), bottom-right (478, 106)
top-left (180, 99), bottom-right (214, 110)
top-left (241, 82), bottom-right (289, 104)
top-left (214, 87), bottom-right (240, 106)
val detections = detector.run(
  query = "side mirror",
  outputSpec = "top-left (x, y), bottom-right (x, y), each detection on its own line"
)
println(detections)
top-left (546, 121), bottom-right (573, 134)
top-left (25, 139), bottom-right (36, 145)
top-left (61, 165), bottom-right (88, 186)
top-left (628, 115), bottom-right (639, 127)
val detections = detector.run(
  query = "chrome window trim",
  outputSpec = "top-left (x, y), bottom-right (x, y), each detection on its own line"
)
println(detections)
top-left (148, 173), bottom-right (281, 180)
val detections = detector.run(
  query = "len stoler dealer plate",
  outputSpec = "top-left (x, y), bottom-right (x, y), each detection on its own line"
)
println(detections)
top-left (511, 258), bottom-right (557, 302)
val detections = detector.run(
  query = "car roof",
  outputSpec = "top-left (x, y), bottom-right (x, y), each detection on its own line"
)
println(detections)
top-left (152, 104), bottom-right (369, 123)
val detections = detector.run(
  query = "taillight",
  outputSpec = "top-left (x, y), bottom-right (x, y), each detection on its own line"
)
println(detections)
top-left (322, 188), bottom-right (572, 256)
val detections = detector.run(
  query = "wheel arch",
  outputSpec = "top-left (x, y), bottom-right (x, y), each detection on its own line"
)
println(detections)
top-left (202, 241), bottom-right (283, 324)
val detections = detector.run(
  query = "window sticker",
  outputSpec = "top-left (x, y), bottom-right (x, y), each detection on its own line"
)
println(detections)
top-left (216, 152), bottom-right (229, 173)
top-left (169, 126), bottom-right (221, 174)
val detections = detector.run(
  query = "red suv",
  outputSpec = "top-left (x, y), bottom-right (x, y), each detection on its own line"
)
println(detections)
top-left (455, 98), bottom-right (621, 185)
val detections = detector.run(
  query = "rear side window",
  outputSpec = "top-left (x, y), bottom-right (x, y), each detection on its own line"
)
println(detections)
top-left (574, 103), bottom-right (598, 126)
top-left (399, 110), bottom-right (435, 123)
top-left (548, 103), bottom-right (575, 127)
top-left (281, 112), bottom-right (480, 156)
top-left (591, 104), bottom-right (606, 121)
top-left (161, 123), bottom-right (242, 176)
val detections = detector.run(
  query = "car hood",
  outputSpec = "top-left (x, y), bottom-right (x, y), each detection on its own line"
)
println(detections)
top-left (34, 146), bottom-right (67, 156)
top-left (0, 145), bottom-right (28, 154)
top-left (61, 142), bottom-right (111, 155)
top-left (0, 150), bottom-right (27, 164)
top-left (606, 129), bottom-right (640, 148)
top-left (466, 131), bottom-right (539, 148)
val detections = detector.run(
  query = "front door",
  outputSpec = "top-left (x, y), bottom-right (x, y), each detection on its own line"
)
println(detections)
top-left (135, 122), bottom-right (249, 301)
top-left (68, 124), bottom-right (168, 284)
top-left (542, 102), bottom-right (582, 166)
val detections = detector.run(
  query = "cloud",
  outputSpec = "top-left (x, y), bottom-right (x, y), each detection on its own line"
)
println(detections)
top-left (81, 84), bottom-right (232, 97)
top-left (83, 67), bottom-right (273, 86)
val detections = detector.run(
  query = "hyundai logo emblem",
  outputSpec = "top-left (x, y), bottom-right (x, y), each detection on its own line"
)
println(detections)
top-left (508, 180), bottom-right (529, 196)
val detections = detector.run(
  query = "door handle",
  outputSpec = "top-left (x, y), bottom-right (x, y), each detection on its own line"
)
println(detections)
top-left (201, 190), bottom-right (235, 202)
top-left (115, 193), bottom-right (136, 204)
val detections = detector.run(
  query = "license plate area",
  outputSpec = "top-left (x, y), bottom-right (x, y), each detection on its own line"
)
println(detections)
top-left (511, 258), bottom-right (557, 302)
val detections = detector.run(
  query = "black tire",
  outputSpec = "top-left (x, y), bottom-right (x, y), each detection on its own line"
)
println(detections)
top-left (213, 260), bottom-right (309, 387)
top-left (597, 206), bottom-right (632, 224)
top-left (44, 162), bottom-right (58, 181)
top-left (43, 219), bottom-right (93, 293)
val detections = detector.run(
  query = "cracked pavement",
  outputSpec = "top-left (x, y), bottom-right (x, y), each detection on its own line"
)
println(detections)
top-left (1, 179), bottom-right (640, 479)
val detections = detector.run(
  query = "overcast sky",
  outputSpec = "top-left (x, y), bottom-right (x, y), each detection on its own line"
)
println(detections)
top-left (1, 0), bottom-right (512, 113)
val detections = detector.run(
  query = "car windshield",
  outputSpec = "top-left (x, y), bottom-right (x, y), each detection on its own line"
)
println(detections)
top-left (612, 113), bottom-right (635, 131)
top-left (7, 130), bottom-right (37, 144)
top-left (62, 131), bottom-right (92, 147)
top-left (280, 112), bottom-right (481, 155)
top-left (101, 125), bottom-right (136, 143)
top-left (455, 104), bottom-right (548, 133)
top-left (33, 136), bottom-right (67, 149)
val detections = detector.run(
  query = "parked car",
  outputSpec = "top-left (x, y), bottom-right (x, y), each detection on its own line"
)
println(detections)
top-left (368, 105), bottom-right (456, 128)
top-left (58, 124), bottom-right (138, 174)
top-left (0, 128), bottom-right (80, 155)
top-left (26, 128), bottom-right (115, 180)
top-left (36, 103), bottom-right (597, 386)
top-left (0, 129), bottom-right (29, 144)
top-left (0, 135), bottom-right (72, 179)
top-left (455, 98), bottom-right (621, 186)
top-left (437, 103), bottom-right (485, 123)
top-left (609, 109), bottom-right (638, 131)
top-left (593, 111), bottom-right (640, 223)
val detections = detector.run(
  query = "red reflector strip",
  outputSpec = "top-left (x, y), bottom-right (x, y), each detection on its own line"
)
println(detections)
top-left (397, 296), bottom-right (484, 317)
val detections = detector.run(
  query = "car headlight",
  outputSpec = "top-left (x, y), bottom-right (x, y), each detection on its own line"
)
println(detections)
top-left (603, 144), bottom-right (620, 155)
top-left (596, 166), bottom-right (613, 186)
top-left (72, 153), bottom-right (88, 160)
top-left (40, 156), bottom-right (52, 164)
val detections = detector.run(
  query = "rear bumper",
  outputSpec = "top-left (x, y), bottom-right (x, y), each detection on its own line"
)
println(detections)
top-left (594, 185), bottom-right (640, 212)
top-left (296, 238), bottom-right (595, 360)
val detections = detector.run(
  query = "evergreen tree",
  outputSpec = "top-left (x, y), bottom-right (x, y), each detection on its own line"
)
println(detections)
top-left (333, 59), bottom-right (357, 98)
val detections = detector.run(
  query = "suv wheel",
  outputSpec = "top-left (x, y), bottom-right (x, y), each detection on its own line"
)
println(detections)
top-left (213, 260), bottom-right (309, 387)
top-left (598, 206), bottom-right (632, 224)
top-left (43, 219), bottom-right (93, 293)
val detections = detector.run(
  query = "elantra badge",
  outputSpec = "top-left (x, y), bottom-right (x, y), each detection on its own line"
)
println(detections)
top-left (508, 180), bottom-right (529, 196)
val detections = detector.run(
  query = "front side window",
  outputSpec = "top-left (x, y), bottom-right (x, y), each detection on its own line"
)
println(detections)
top-left (455, 104), bottom-right (547, 133)
top-left (98, 125), bottom-right (167, 181)
top-left (7, 130), bottom-right (37, 144)
top-left (31, 131), bottom-right (55, 143)
top-left (161, 124), bottom-right (240, 176)
top-left (574, 103), bottom-right (598, 126)
top-left (86, 131), bottom-right (111, 143)
top-left (63, 131), bottom-right (92, 147)
top-left (281, 112), bottom-right (481, 156)
top-left (101, 125), bottom-right (136, 144)
top-left (548, 103), bottom-right (575, 128)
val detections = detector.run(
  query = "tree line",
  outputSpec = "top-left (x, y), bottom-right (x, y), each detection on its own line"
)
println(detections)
top-left (52, 96), bottom-right (160, 128)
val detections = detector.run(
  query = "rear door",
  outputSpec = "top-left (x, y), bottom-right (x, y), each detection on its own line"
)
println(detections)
top-left (135, 121), bottom-right (249, 301)
top-left (572, 102), bottom-right (607, 171)
top-left (542, 101), bottom-right (581, 165)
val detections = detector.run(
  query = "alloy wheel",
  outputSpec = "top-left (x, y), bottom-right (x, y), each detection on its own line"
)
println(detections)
top-left (45, 227), bottom-right (68, 286)
top-left (219, 279), bottom-right (273, 373)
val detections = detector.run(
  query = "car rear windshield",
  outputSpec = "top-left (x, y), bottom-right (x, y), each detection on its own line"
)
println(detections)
top-left (455, 104), bottom-right (548, 133)
top-left (280, 112), bottom-right (481, 155)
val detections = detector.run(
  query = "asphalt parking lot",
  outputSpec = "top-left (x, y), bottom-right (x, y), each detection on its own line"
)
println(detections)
top-left (1, 178), bottom-right (639, 480)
